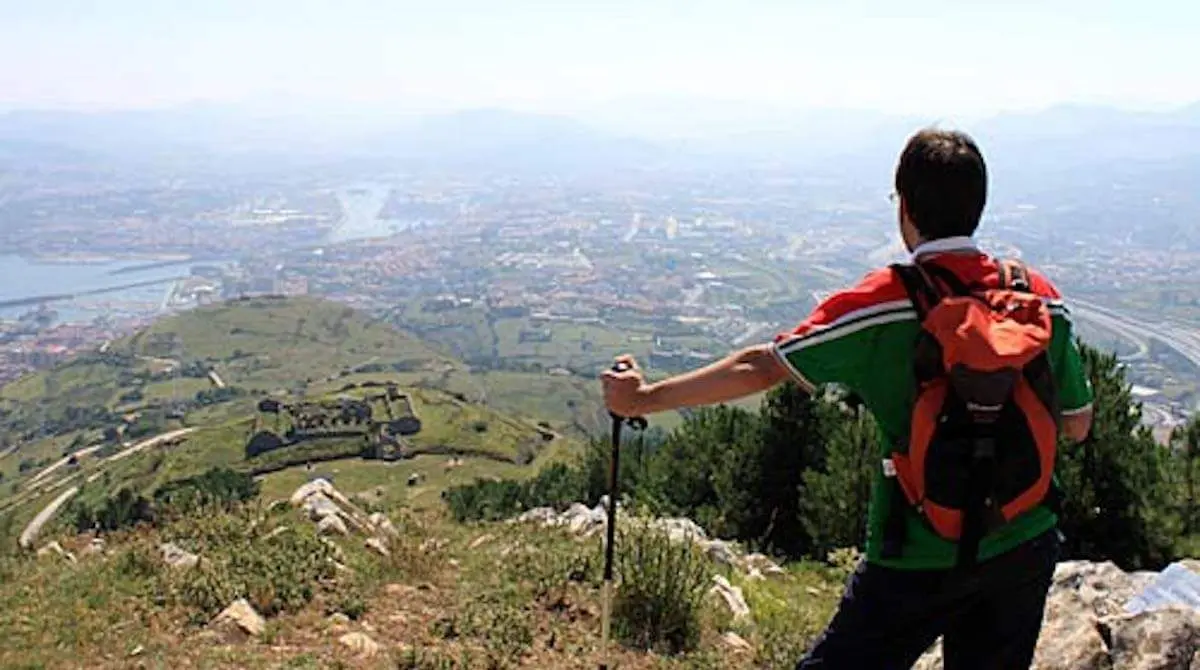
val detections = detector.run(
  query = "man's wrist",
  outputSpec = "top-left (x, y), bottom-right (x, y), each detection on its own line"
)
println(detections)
top-left (632, 381), bottom-right (663, 416)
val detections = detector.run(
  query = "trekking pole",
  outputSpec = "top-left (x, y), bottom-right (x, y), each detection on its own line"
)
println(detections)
top-left (600, 360), bottom-right (647, 670)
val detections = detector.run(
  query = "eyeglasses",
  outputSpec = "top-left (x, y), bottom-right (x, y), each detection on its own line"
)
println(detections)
top-left (887, 192), bottom-right (899, 203)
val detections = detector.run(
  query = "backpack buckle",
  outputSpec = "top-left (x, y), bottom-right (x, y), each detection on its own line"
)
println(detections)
top-left (882, 458), bottom-right (897, 477)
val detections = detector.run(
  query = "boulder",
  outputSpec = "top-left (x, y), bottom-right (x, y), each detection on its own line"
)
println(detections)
top-left (1053, 560), bottom-right (1149, 619)
top-left (1033, 589), bottom-right (1111, 670)
top-left (565, 504), bottom-right (605, 535)
top-left (515, 507), bottom-right (558, 526)
top-left (742, 552), bottom-right (786, 577)
top-left (365, 537), bottom-right (391, 557)
top-left (914, 561), bottom-right (1200, 670)
top-left (1106, 606), bottom-right (1200, 670)
top-left (468, 533), bottom-right (495, 550)
top-left (36, 541), bottom-right (76, 563)
top-left (212, 599), bottom-right (265, 638)
top-left (721, 631), bottom-right (753, 653)
top-left (705, 540), bottom-right (738, 567)
top-left (318, 515), bottom-right (350, 537)
top-left (290, 478), bottom-right (335, 507)
top-left (709, 575), bottom-right (751, 622)
top-left (368, 513), bottom-right (399, 539)
top-left (338, 631), bottom-right (381, 658)
top-left (301, 492), bottom-right (343, 523)
top-left (159, 542), bottom-right (200, 569)
top-left (655, 517), bottom-right (707, 544)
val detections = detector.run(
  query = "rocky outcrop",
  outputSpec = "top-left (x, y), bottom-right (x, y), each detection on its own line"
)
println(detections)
top-left (709, 575), bottom-right (751, 622)
top-left (290, 478), bottom-right (396, 556)
top-left (511, 501), bottom-right (787, 581)
top-left (915, 560), bottom-right (1200, 670)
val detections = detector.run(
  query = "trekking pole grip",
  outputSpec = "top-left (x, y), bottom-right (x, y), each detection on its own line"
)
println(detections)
top-left (608, 361), bottom-right (648, 429)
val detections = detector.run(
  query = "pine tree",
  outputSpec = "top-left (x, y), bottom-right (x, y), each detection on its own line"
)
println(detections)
top-left (799, 395), bottom-right (877, 558)
top-left (1054, 341), bottom-right (1181, 570)
top-left (1170, 415), bottom-right (1200, 536)
top-left (640, 404), bottom-right (760, 539)
top-left (751, 381), bottom-right (831, 557)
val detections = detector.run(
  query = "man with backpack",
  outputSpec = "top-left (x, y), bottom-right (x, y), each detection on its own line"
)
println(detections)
top-left (601, 128), bottom-right (1094, 669)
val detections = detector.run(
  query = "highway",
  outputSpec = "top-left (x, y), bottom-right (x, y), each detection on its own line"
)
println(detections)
top-left (1071, 299), bottom-right (1200, 371)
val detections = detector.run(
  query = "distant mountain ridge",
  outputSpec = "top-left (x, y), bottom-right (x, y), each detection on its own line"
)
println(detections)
top-left (4, 99), bottom-right (1198, 172)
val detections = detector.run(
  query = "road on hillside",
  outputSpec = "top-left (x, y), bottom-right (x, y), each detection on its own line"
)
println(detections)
top-left (18, 486), bottom-right (80, 549)
top-left (12, 428), bottom-right (197, 549)
top-left (28, 445), bottom-right (105, 488)
top-left (1072, 299), bottom-right (1200, 370)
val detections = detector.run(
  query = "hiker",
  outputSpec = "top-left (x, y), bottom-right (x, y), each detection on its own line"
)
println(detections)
top-left (601, 128), bottom-right (1095, 670)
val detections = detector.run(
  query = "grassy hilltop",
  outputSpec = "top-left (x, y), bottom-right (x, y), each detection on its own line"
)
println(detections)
top-left (0, 296), bottom-right (598, 544)
top-left (0, 295), bottom-right (847, 669)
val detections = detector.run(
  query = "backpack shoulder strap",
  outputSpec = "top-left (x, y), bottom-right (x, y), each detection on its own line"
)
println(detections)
top-left (998, 258), bottom-right (1033, 292)
top-left (918, 261), bottom-right (973, 297)
top-left (890, 263), bottom-right (942, 321)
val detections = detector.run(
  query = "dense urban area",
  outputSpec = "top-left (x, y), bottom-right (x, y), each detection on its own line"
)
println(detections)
top-left (2, 110), bottom-right (1199, 446)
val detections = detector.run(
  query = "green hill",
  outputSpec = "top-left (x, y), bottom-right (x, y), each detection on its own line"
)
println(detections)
top-left (0, 296), bottom-right (593, 550)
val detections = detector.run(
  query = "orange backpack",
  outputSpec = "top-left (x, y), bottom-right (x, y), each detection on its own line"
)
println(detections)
top-left (883, 258), bottom-right (1061, 568)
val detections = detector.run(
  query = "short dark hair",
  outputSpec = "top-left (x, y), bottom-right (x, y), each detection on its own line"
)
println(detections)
top-left (894, 128), bottom-right (987, 240)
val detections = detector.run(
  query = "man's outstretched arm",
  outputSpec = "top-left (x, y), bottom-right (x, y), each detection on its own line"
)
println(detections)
top-left (601, 344), bottom-right (791, 417)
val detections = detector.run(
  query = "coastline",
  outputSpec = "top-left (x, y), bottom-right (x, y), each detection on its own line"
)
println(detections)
top-left (24, 252), bottom-right (194, 265)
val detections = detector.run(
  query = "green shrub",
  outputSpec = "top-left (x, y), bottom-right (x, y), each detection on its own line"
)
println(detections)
top-left (457, 588), bottom-right (535, 666)
top-left (153, 467), bottom-right (260, 516)
top-left (443, 460), bottom-right (593, 523)
top-left (612, 520), bottom-right (713, 656)
top-left (500, 527), bottom-right (602, 600)
top-left (521, 462), bottom-right (587, 511)
top-left (329, 586), bottom-right (368, 621)
top-left (396, 647), bottom-right (480, 669)
top-left (161, 510), bottom-right (337, 619)
top-left (69, 488), bottom-right (156, 533)
top-left (443, 478), bottom-right (525, 522)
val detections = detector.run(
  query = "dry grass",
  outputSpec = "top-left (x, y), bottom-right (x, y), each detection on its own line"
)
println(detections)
top-left (0, 490), bottom-right (844, 670)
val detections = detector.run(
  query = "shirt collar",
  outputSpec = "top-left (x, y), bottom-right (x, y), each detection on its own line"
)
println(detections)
top-left (911, 236), bottom-right (979, 261)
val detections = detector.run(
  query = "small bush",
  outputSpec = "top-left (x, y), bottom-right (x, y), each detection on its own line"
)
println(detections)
top-left (153, 467), bottom-right (260, 516)
top-left (70, 488), bottom-right (156, 533)
top-left (443, 478), bottom-right (525, 522)
top-left (500, 527), bottom-right (602, 600)
top-left (458, 588), bottom-right (535, 666)
top-left (161, 510), bottom-right (337, 619)
top-left (329, 586), bottom-right (368, 621)
top-left (443, 462), bottom-right (589, 523)
top-left (612, 520), bottom-right (713, 655)
top-left (396, 647), bottom-right (480, 669)
top-left (68, 468), bottom-right (260, 534)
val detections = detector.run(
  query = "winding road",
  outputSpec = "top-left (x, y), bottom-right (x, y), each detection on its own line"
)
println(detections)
top-left (1072, 299), bottom-right (1200, 370)
top-left (13, 428), bottom-right (196, 550)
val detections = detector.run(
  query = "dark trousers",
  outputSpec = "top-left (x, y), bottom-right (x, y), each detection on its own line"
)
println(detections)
top-left (797, 528), bottom-right (1061, 670)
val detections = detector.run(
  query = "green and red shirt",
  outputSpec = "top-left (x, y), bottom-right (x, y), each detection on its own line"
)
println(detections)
top-left (772, 236), bottom-right (1094, 570)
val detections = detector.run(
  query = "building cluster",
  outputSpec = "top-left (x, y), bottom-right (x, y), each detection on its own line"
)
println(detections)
top-left (2, 171), bottom-right (1198, 439)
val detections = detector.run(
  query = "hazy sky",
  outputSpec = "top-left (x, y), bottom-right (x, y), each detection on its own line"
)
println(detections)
top-left (1, 0), bottom-right (1196, 118)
